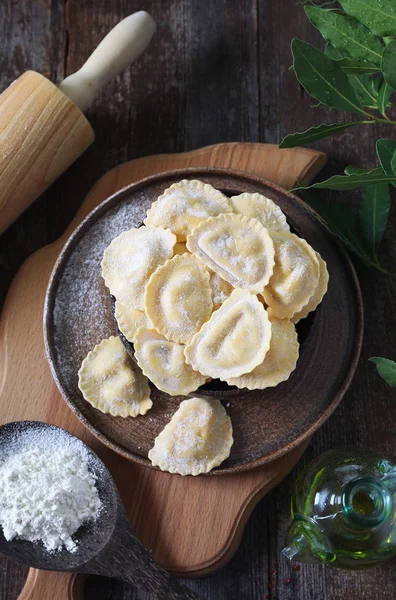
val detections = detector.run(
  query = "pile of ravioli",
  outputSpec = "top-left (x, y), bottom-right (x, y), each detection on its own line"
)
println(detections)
top-left (78, 179), bottom-right (329, 476)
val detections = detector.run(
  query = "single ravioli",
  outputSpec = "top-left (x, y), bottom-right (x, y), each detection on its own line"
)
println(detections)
top-left (209, 271), bottom-right (234, 310)
top-left (186, 213), bottom-right (275, 293)
top-left (114, 301), bottom-right (153, 343)
top-left (134, 328), bottom-right (207, 396)
top-left (101, 226), bottom-right (176, 311)
top-left (144, 179), bottom-right (232, 241)
top-left (291, 252), bottom-right (329, 323)
top-left (230, 192), bottom-right (290, 233)
top-left (144, 253), bottom-right (213, 344)
top-left (227, 316), bottom-right (299, 390)
top-left (262, 232), bottom-right (320, 319)
top-left (148, 397), bottom-right (233, 475)
top-left (78, 336), bottom-right (152, 417)
top-left (184, 289), bottom-right (272, 380)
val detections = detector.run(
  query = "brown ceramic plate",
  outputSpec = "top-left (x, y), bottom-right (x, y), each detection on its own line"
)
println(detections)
top-left (44, 168), bottom-right (363, 475)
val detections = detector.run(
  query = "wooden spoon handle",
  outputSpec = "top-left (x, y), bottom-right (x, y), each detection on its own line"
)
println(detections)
top-left (90, 526), bottom-right (202, 599)
top-left (59, 11), bottom-right (156, 111)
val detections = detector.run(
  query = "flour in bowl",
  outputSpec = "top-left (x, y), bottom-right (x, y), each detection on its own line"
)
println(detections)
top-left (0, 425), bottom-right (101, 553)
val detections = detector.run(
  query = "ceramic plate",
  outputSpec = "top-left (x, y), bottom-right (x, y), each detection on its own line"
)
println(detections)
top-left (44, 168), bottom-right (363, 474)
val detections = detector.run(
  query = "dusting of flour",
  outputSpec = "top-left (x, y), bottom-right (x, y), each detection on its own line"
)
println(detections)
top-left (52, 197), bottom-right (151, 385)
top-left (0, 425), bottom-right (101, 553)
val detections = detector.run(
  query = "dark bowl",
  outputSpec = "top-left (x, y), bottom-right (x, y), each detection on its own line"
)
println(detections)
top-left (44, 168), bottom-right (363, 474)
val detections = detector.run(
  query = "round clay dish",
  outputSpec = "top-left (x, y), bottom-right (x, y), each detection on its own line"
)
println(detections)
top-left (44, 168), bottom-right (363, 475)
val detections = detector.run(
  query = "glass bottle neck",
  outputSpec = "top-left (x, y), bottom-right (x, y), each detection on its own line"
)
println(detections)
top-left (342, 476), bottom-right (393, 527)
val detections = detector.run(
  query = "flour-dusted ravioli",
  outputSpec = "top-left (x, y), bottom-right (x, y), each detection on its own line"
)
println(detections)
top-left (148, 397), bottom-right (233, 475)
top-left (262, 232), bottom-right (320, 319)
top-left (114, 301), bottom-right (152, 343)
top-left (78, 336), bottom-right (152, 417)
top-left (145, 253), bottom-right (213, 344)
top-left (227, 316), bottom-right (299, 390)
top-left (184, 289), bottom-right (271, 380)
top-left (230, 192), bottom-right (290, 233)
top-left (187, 213), bottom-right (275, 293)
top-left (209, 271), bottom-right (234, 309)
top-left (134, 328), bottom-right (207, 396)
top-left (291, 252), bottom-right (329, 323)
top-left (144, 179), bottom-right (232, 241)
top-left (101, 226), bottom-right (176, 311)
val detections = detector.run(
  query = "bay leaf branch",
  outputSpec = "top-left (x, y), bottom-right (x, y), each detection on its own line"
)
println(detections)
top-left (280, 121), bottom-right (366, 148)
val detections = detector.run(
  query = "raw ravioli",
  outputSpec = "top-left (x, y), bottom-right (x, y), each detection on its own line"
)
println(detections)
top-left (148, 397), bottom-right (233, 475)
top-left (134, 328), bottom-right (207, 396)
top-left (187, 213), bottom-right (275, 293)
top-left (78, 336), bottom-right (152, 417)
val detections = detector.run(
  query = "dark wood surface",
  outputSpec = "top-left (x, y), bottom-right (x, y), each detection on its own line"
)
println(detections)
top-left (0, 1), bottom-right (395, 599)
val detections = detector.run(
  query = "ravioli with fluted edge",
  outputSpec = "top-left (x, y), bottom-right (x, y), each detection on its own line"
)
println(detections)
top-left (101, 226), bottom-right (176, 311)
top-left (144, 253), bottom-right (213, 344)
top-left (89, 178), bottom-right (331, 455)
top-left (144, 179), bottom-right (232, 241)
top-left (114, 301), bottom-right (152, 343)
top-left (187, 213), bottom-right (275, 293)
top-left (184, 289), bottom-right (272, 380)
top-left (134, 328), bottom-right (207, 396)
top-left (227, 316), bottom-right (299, 390)
top-left (262, 232), bottom-right (320, 319)
top-left (230, 192), bottom-right (290, 233)
top-left (291, 252), bottom-right (329, 323)
top-left (78, 336), bottom-right (152, 417)
top-left (148, 397), bottom-right (233, 475)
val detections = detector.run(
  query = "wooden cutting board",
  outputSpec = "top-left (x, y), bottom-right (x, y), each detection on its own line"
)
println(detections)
top-left (0, 142), bottom-right (326, 600)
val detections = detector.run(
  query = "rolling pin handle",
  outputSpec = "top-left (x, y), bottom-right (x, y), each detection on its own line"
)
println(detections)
top-left (59, 11), bottom-right (156, 112)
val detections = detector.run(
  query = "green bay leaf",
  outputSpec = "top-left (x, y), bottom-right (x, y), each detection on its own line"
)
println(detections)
top-left (325, 43), bottom-right (344, 60)
top-left (360, 183), bottom-right (390, 253)
top-left (340, 0), bottom-right (396, 37)
top-left (291, 39), bottom-right (364, 113)
top-left (369, 357), bottom-right (396, 386)
top-left (296, 171), bottom-right (396, 191)
top-left (382, 40), bottom-right (396, 90)
top-left (345, 166), bottom-right (383, 175)
top-left (378, 79), bottom-right (392, 115)
top-left (369, 74), bottom-right (382, 98)
top-left (299, 188), bottom-right (372, 264)
top-left (377, 138), bottom-right (396, 187)
top-left (279, 121), bottom-right (364, 148)
top-left (348, 72), bottom-right (378, 105)
top-left (338, 58), bottom-right (380, 74)
top-left (377, 138), bottom-right (396, 172)
top-left (391, 148), bottom-right (396, 174)
top-left (305, 6), bottom-right (383, 65)
top-left (324, 43), bottom-right (378, 105)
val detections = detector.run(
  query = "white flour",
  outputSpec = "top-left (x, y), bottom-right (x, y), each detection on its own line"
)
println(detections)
top-left (0, 427), bottom-right (101, 553)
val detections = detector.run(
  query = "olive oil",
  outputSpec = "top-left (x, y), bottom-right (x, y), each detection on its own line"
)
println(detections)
top-left (283, 449), bottom-right (396, 568)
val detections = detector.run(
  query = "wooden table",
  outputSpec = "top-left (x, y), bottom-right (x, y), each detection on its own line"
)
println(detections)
top-left (1, 1), bottom-right (395, 599)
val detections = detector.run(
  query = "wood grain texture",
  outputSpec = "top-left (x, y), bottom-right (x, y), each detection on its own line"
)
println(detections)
top-left (0, 1), bottom-right (396, 599)
top-left (0, 143), bottom-right (322, 600)
top-left (0, 71), bottom-right (94, 234)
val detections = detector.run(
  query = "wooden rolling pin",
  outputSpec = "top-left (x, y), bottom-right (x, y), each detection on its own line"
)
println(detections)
top-left (0, 11), bottom-right (156, 234)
